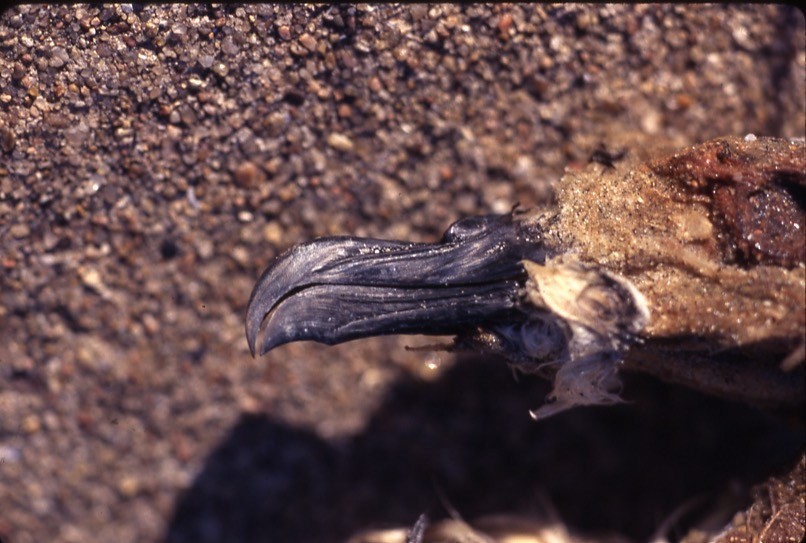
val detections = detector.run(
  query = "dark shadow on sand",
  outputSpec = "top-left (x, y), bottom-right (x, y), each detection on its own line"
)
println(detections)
top-left (165, 354), bottom-right (803, 543)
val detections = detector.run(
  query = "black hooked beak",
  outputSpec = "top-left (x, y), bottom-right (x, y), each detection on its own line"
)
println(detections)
top-left (245, 213), bottom-right (545, 357)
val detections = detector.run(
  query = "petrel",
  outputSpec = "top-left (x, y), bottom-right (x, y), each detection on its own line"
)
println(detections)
top-left (246, 136), bottom-right (805, 418)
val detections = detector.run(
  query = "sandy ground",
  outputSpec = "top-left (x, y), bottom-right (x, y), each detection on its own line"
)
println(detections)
top-left (0, 4), bottom-right (804, 543)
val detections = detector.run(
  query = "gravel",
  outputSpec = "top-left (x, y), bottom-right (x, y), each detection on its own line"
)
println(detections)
top-left (0, 5), bottom-right (803, 543)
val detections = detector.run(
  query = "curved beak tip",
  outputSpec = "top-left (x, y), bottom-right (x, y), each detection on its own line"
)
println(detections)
top-left (245, 298), bottom-right (266, 358)
top-left (245, 318), bottom-right (258, 358)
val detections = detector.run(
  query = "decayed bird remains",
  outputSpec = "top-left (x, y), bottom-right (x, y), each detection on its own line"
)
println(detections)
top-left (246, 135), bottom-right (805, 419)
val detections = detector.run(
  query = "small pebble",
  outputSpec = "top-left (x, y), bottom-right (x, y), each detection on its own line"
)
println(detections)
top-left (221, 36), bottom-right (239, 56)
top-left (498, 13), bottom-right (512, 37)
top-left (199, 54), bottom-right (214, 69)
top-left (22, 414), bottom-right (41, 434)
top-left (234, 162), bottom-right (260, 188)
top-left (327, 132), bottom-right (354, 152)
top-left (299, 33), bottom-right (317, 51)
top-left (262, 222), bottom-right (284, 245)
top-left (78, 267), bottom-right (103, 289)
top-left (9, 223), bottom-right (30, 238)
top-left (231, 245), bottom-right (250, 266)
top-left (118, 475), bottom-right (140, 498)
